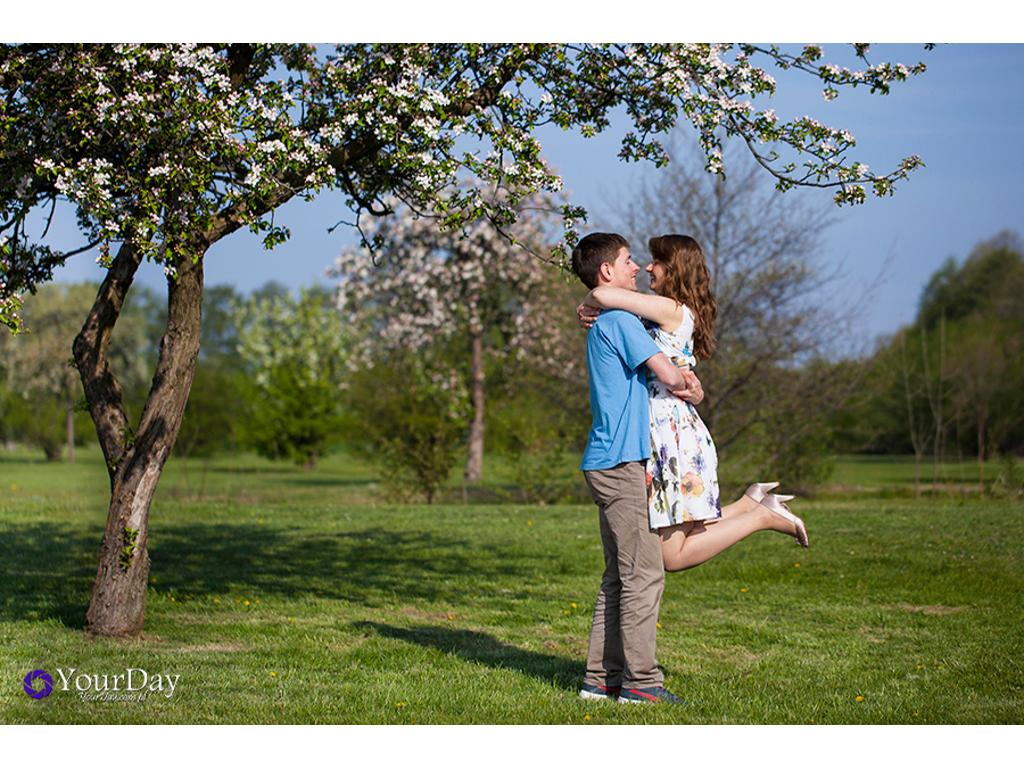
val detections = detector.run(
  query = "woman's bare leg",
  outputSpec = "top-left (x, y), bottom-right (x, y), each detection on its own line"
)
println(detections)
top-left (660, 505), bottom-right (799, 572)
top-left (719, 495), bottom-right (757, 518)
top-left (720, 484), bottom-right (788, 519)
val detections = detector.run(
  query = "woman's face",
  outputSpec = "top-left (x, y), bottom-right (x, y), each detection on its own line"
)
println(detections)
top-left (646, 259), bottom-right (668, 294)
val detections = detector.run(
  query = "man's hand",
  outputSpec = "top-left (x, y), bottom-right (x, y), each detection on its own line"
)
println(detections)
top-left (646, 353), bottom-right (704, 405)
top-left (576, 302), bottom-right (601, 330)
top-left (670, 368), bottom-right (704, 405)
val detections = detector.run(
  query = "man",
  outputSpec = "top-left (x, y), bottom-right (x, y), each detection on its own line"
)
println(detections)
top-left (570, 232), bottom-right (702, 705)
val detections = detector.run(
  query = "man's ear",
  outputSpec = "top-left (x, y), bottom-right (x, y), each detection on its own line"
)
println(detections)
top-left (597, 261), bottom-right (613, 284)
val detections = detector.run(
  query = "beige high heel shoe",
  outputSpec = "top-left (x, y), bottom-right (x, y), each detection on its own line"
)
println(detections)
top-left (744, 482), bottom-right (779, 503)
top-left (758, 493), bottom-right (809, 548)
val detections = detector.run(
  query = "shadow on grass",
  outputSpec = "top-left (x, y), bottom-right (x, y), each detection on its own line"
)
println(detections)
top-left (0, 521), bottom-right (553, 629)
top-left (0, 523), bottom-right (98, 629)
top-left (202, 465), bottom-right (301, 475)
top-left (432, 483), bottom-right (590, 506)
top-left (278, 476), bottom-right (376, 488)
top-left (355, 621), bottom-right (583, 691)
top-left (0, 455), bottom-right (53, 465)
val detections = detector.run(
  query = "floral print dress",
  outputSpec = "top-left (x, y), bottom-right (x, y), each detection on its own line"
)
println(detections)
top-left (644, 309), bottom-right (722, 529)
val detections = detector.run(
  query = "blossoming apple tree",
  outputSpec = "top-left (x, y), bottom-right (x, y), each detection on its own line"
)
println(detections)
top-left (332, 192), bottom-right (581, 483)
top-left (0, 43), bottom-right (926, 637)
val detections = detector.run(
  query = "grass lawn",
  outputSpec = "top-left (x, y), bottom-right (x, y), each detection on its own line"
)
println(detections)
top-left (1, 447), bottom-right (1022, 724)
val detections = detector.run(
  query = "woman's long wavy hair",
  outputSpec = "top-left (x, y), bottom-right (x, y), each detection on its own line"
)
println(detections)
top-left (648, 234), bottom-right (717, 360)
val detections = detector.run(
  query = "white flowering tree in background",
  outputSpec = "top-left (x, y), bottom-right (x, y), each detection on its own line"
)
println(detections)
top-left (332, 193), bottom-right (578, 483)
top-left (0, 44), bottom-right (927, 637)
top-left (232, 286), bottom-right (349, 469)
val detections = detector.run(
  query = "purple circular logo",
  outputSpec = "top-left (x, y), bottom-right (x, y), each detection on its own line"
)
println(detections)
top-left (23, 669), bottom-right (53, 699)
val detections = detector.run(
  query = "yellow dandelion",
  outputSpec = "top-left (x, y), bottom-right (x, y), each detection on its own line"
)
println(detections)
top-left (527, 520), bottom-right (534, 528)
top-left (213, 597), bottom-right (220, 604)
top-left (740, 587), bottom-right (749, 593)
top-left (446, 612), bottom-right (455, 621)
top-left (793, 563), bottom-right (801, 568)
top-left (656, 622), bottom-right (662, 629)
top-left (583, 714), bottom-right (591, 722)
top-left (288, 617), bottom-right (295, 623)
top-left (570, 602), bottom-right (577, 610)
top-left (243, 599), bottom-right (251, 606)
top-left (396, 701), bottom-right (407, 709)
top-left (855, 695), bottom-right (865, 702)
top-left (269, 671), bottom-right (277, 678)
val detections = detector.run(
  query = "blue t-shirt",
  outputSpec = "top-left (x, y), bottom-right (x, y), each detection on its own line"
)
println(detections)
top-left (581, 310), bottom-right (661, 471)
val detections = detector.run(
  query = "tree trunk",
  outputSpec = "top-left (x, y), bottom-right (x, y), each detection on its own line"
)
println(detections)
top-left (464, 329), bottom-right (485, 483)
top-left (42, 440), bottom-right (62, 461)
top-left (75, 244), bottom-right (204, 637)
top-left (66, 398), bottom-right (75, 464)
top-left (977, 412), bottom-right (987, 495)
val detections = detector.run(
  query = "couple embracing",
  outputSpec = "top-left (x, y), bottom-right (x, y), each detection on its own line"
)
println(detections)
top-left (570, 232), bottom-right (809, 705)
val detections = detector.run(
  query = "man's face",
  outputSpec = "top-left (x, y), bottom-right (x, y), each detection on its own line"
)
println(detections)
top-left (602, 246), bottom-right (639, 290)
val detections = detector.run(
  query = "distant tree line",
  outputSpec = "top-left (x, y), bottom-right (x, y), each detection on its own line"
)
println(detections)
top-left (827, 232), bottom-right (1024, 485)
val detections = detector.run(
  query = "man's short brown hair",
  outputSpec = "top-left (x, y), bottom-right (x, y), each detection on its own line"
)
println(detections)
top-left (571, 232), bottom-right (630, 289)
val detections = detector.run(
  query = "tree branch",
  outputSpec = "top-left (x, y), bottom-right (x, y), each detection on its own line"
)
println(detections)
top-left (201, 46), bottom-right (537, 250)
top-left (72, 241), bottom-right (142, 485)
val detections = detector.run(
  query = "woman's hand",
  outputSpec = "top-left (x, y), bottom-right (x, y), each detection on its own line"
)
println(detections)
top-left (576, 302), bottom-right (602, 330)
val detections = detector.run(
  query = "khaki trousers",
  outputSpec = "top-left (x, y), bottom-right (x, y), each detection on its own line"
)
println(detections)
top-left (582, 461), bottom-right (665, 689)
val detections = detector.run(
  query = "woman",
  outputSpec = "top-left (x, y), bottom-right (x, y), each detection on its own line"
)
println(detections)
top-left (579, 234), bottom-right (808, 571)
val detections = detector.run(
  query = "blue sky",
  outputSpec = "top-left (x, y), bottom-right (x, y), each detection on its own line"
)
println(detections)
top-left (46, 43), bottom-right (1024, 347)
